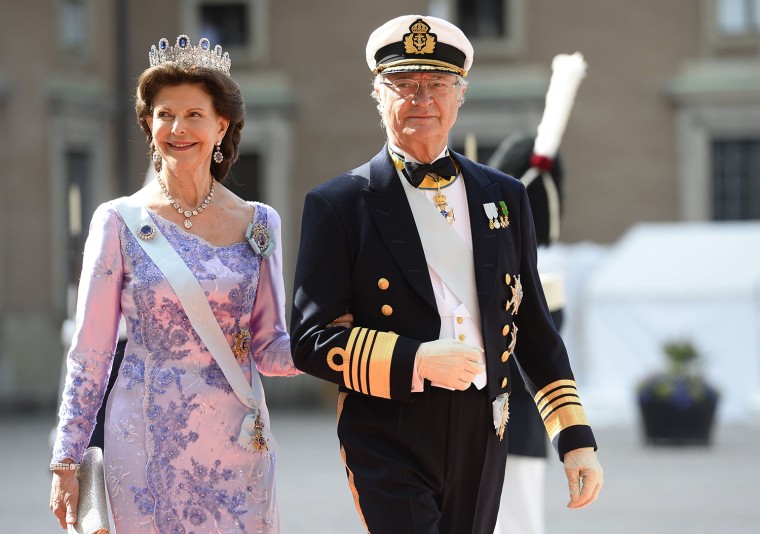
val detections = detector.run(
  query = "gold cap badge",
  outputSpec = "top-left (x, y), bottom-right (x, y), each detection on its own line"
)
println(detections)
top-left (403, 19), bottom-right (436, 55)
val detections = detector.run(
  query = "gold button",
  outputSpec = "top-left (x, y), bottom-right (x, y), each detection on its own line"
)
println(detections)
top-left (458, 333), bottom-right (466, 342)
top-left (456, 317), bottom-right (464, 324)
top-left (502, 324), bottom-right (510, 336)
top-left (501, 351), bottom-right (510, 362)
top-left (378, 278), bottom-right (390, 290)
top-left (501, 377), bottom-right (508, 388)
top-left (381, 304), bottom-right (393, 316)
top-left (505, 274), bottom-right (511, 285)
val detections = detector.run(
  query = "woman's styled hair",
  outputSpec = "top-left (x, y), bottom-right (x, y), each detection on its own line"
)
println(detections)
top-left (135, 63), bottom-right (245, 182)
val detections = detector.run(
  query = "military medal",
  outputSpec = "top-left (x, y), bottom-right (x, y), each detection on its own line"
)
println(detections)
top-left (505, 274), bottom-right (523, 314)
top-left (483, 202), bottom-right (500, 229)
top-left (499, 200), bottom-right (510, 228)
top-left (388, 148), bottom-right (457, 224)
top-left (498, 395), bottom-right (510, 441)
top-left (493, 393), bottom-right (510, 441)
top-left (433, 178), bottom-right (456, 224)
top-left (508, 323), bottom-right (518, 354)
top-left (511, 275), bottom-right (523, 314)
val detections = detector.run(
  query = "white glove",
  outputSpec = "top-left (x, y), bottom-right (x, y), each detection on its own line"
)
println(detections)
top-left (415, 339), bottom-right (485, 391)
top-left (563, 447), bottom-right (604, 509)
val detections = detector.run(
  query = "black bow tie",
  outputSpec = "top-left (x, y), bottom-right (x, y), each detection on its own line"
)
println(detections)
top-left (403, 157), bottom-right (458, 188)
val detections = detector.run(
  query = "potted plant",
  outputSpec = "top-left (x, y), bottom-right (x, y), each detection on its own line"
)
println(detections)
top-left (637, 339), bottom-right (720, 445)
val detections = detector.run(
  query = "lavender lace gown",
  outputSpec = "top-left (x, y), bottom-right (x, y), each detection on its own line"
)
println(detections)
top-left (52, 200), bottom-right (297, 533)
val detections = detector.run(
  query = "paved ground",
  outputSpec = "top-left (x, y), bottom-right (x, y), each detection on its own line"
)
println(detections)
top-left (3, 409), bottom-right (759, 533)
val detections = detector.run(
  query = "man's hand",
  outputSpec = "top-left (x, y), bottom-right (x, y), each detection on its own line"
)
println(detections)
top-left (563, 447), bottom-right (604, 509)
top-left (416, 339), bottom-right (485, 390)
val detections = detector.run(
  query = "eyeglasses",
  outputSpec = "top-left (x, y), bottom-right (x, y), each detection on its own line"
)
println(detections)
top-left (381, 78), bottom-right (460, 98)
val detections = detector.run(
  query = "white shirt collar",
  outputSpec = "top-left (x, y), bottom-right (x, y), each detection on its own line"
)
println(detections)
top-left (388, 142), bottom-right (449, 165)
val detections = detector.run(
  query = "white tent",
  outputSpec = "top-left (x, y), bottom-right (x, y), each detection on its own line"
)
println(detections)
top-left (578, 222), bottom-right (760, 425)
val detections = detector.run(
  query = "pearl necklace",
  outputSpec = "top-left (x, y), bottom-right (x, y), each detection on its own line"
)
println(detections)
top-left (158, 176), bottom-right (216, 229)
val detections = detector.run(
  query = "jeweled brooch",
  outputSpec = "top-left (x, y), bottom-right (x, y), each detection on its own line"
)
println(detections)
top-left (253, 412), bottom-right (268, 453)
top-left (233, 328), bottom-right (251, 362)
top-left (245, 221), bottom-right (275, 258)
top-left (137, 223), bottom-right (156, 240)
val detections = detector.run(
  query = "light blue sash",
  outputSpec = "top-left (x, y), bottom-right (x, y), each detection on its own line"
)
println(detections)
top-left (398, 177), bottom-right (481, 326)
top-left (112, 197), bottom-right (268, 452)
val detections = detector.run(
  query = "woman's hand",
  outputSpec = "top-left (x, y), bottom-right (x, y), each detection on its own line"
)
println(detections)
top-left (328, 313), bottom-right (354, 329)
top-left (50, 469), bottom-right (80, 529)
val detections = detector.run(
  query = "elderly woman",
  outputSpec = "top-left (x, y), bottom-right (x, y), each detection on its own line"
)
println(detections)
top-left (49, 36), bottom-right (298, 533)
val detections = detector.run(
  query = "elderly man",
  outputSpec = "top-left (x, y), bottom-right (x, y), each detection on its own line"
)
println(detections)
top-left (290, 15), bottom-right (603, 534)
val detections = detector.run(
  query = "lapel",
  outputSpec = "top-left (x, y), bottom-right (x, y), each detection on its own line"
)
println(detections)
top-left (359, 146), bottom-right (438, 313)
top-left (450, 151), bottom-right (502, 320)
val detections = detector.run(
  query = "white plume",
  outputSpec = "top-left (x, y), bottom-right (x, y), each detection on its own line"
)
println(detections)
top-left (533, 52), bottom-right (588, 158)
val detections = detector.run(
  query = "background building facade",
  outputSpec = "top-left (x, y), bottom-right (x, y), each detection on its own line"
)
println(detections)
top-left (1, 0), bottom-right (758, 408)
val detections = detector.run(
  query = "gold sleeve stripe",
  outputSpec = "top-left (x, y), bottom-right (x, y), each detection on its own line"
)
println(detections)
top-left (358, 329), bottom-right (376, 394)
top-left (534, 379), bottom-right (577, 410)
top-left (367, 331), bottom-right (397, 398)
top-left (331, 327), bottom-right (397, 399)
top-left (536, 387), bottom-right (579, 415)
top-left (351, 328), bottom-right (370, 391)
top-left (533, 379), bottom-right (590, 439)
top-left (542, 402), bottom-right (590, 441)
top-left (345, 327), bottom-right (360, 356)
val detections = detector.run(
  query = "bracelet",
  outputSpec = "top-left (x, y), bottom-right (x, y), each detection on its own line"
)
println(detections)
top-left (49, 461), bottom-right (80, 472)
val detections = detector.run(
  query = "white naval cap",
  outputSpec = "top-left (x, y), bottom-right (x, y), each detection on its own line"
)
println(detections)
top-left (366, 15), bottom-right (474, 77)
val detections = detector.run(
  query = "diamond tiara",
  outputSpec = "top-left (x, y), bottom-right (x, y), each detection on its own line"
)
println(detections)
top-left (148, 35), bottom-right (231, 76)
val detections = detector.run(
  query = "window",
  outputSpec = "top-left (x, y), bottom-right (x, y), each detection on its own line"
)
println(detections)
top-left (61, 0), bottom-right (87, 51)
top-left (716, 0), bottom-right (760, 35)
top-left (182, 0), bottom-right (268, 64)
top-left (429, 0), bottom-right (522, 57)
top-left (65, 149), bottom-right (92, 283)
top-left (199, 3), bottom-right (249, 48)
top-left (225, 152), bottom-right (262, 203)
top-left (457, 0), bottom-right (507, 39)
top-left (711, 139), bottom-right (760, 220)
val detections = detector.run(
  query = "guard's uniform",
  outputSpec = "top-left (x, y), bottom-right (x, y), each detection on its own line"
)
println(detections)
top-left (291, 147), bottom-right (596, 533)
top-left (495, 134), bottom-right (566, 462)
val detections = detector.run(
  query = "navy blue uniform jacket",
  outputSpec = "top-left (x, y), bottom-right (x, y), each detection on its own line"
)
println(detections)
top-left (290, 146), bottom-right (596, 458)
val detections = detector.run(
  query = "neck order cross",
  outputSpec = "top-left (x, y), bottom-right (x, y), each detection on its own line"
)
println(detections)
top-left (158, 176), bottom-right (216, 229)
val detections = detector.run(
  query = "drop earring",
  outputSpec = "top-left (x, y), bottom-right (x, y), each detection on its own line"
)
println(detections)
top-left (213, 142), bottom-right (224, 163)
top-left (152, 148), bottom-right (161, 163)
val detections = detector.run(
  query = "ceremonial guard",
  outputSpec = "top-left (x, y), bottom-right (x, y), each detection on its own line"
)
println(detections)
top-left (491, 52), bottom-right (589, 534)
top-left (290, 16), bottom-right (603, 534)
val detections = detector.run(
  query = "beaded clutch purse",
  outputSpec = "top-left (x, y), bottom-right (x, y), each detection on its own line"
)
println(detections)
top-left (68, 447), bottom-right (110, 534)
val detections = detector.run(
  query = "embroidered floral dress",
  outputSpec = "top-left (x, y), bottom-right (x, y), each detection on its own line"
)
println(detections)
top-left (52, 200), bottom-right (297, 533)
